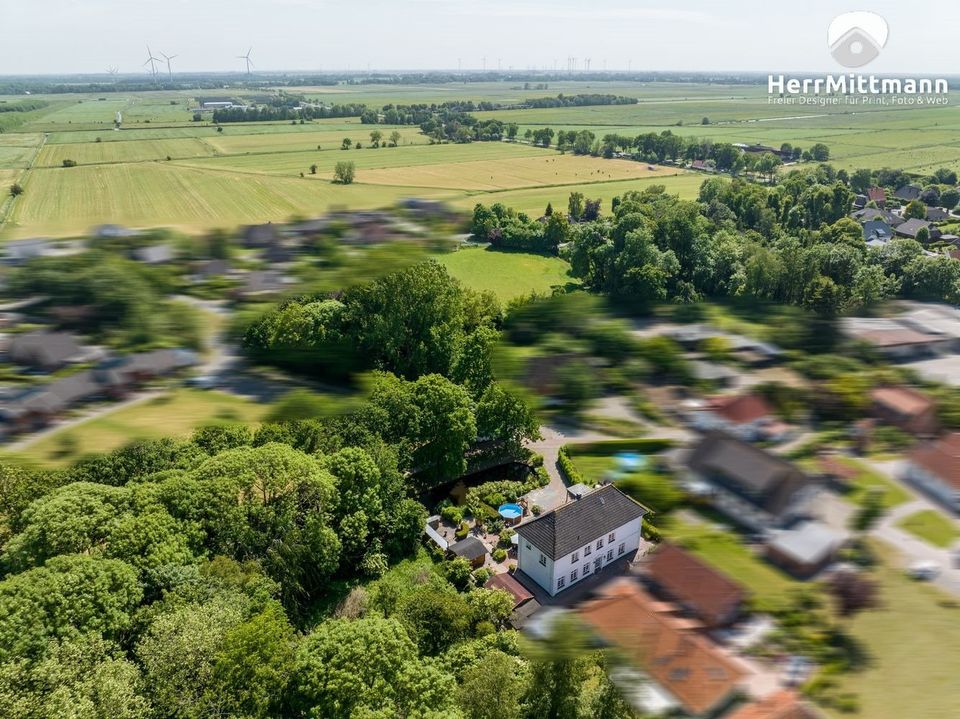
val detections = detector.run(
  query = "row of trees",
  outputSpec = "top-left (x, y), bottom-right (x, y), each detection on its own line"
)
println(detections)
top-left (211, 102), bottom-right (367, 123)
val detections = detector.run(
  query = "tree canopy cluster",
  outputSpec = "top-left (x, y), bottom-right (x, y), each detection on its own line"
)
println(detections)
top-left (243, 262), bottom-right (540, 483)
top-left (472, 170), bottom-right (960, 315)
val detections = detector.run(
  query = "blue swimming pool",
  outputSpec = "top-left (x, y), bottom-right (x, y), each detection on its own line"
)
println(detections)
top-left (498, 503), bottom-right (523, 520)
top-left (615, 451), bottom-right (647, 472)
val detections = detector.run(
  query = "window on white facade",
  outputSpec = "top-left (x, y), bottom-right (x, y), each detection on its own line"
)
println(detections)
top-left (606, 549), bottom-right (614, 562)
top-left (608, 532), bottom-right (616, 542)
top-left (571, 551), bottom-right (579, 563)
top-left (525, 542), bottom-right (531, 550)
top-left (584, 545), bottom-right (592, 556)
top-left (594, 558), bottom-right (602, 573)
top-left (618, 542), bottom-right (625, 555)
top-left (570, 569), bottom-right (578, 581)
top-left (557, 577), bottom-right (565, 589)
top-left (583, 562), bottom-right (590, 575)
top-left (596, 538), bottom-right (604, 550)
top-left (539, 554), bottom-right (546, 566)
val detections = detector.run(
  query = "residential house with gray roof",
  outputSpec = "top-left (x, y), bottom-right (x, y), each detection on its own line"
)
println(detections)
top-left (515, 484), bottom-right (647, 595)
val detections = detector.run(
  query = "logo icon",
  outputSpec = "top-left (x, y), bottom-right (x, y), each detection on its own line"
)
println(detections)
top-left (828, 12), bottom-right (888, 68)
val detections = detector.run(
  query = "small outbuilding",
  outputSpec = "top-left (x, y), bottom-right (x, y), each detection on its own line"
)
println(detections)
top-left (447, 536), bottom-right (489, 568)
top-left (766, 521), bottom-right (846, 577)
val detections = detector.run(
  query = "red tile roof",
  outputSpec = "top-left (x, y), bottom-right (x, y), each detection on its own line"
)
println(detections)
top-left (708, 394), bottom-right (774, 424)
top-left (866, 187), bottom-right (886, 203)
top-left (870, 386), bottom-right (934, 417)
top-left (644, 544), bottom-right (746, 627)
top-left (577, 578), bottom-right (745, 716)
top-left (484, 571), bottom-right (534, 608)
top-left (910, 433), bottom-right (960, 489)
top-left (724, 690), bottom-right (823, 719)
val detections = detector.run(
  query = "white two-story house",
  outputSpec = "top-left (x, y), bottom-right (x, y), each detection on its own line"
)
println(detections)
top-left (515, 485), bottom-right (648, 596)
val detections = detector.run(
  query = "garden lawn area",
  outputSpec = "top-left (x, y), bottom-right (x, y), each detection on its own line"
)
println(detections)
top-left (8, 389), bottom-right (266, 467)
top-left (838, 457), bottom-right (912, 509)
top-left (663, 514), bottom-right (802, 612)
top-left (825, 545), bottom-right (960, 719)
top-left (434, 247), bottom-right (578, 301)
top-left (896, 510), bottom-right (960, 548)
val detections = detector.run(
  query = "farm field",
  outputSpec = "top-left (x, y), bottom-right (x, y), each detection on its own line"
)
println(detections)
top-left (4, 161), bottom-right (450, 237)
top-left (3, 81), bottom-right (960, 238)
top-left (434, 247), bottom-right (577, 301)
top-left (7, 388), bottom-right (266, 468)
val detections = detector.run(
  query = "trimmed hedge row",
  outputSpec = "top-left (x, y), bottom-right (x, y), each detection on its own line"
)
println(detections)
top-left (564, 438), bottom-right (675, 454)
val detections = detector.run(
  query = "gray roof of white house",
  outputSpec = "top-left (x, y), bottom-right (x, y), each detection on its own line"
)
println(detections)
top-left (516, 484), bottom-right (647, 560)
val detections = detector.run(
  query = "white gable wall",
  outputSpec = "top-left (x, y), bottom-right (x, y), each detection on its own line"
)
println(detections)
top-left (519, 516), bottom-right (643, 596)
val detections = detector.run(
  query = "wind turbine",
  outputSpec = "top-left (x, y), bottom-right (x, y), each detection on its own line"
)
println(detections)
top-left (143, 46), bottom-right (161, 80)
top-left (237, 47), bottom-right (254, 75)
top-left (107, 66), bottom-right (119, 76)
top-left (160, 52), bottom-right (178, 78)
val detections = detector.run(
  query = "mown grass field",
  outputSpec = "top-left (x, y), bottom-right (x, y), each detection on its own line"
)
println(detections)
top-left (8, 388), bottom-right (266, 468)
top-left (896, 509), bottom-right (960, 548)
top-left (825, 543), bottom-right (960, 719)
top-left (434, 247), bottom-right (576, 301)
top-left (4, 81), bottom-right (960, 238)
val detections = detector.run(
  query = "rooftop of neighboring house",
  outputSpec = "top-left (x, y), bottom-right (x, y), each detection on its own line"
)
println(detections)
top-left (484, 572), bottom-right (534, 608)
top-left (766, 520), bottom-right (847, 568)
top-left (850, 207), bottom-right (903, 226)
top-left (131, 244), bottom-right (174, 264)
top-left (515, 484), bottom-right (647, 561)
top-left (866, 186), bottom-right (886, 203)
top-left (894, 183), bottom-right (922, 201)
top-left (577, 577), bottom-right (745, 717)
top-left (870, 385), bottom-right (934, 417)
top-left (926, 206), bottom-right (950, 222)
top-left (686, 431), bottom-right (812, 518)
top-left (723, 690), bottom-right (824, 719)
top-left (7, 330), bottom-right (89, 369)
top-left (643, 543), bottom-right (746, 627)
top-left (705, 393), bottom-right (774, 425)
top-left (909, 433), bottom-right (960, 489)
top-left (895, 218), bottom-right (933, 238)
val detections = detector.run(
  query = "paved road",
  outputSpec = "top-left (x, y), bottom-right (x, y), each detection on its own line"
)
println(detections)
top-left (524, 424), bottom-right (613, 511)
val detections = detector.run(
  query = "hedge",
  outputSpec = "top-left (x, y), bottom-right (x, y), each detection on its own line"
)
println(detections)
top-left (563, 438), bottom-right (675, 455)
top-left (557, 446), bottom-right (584, 485)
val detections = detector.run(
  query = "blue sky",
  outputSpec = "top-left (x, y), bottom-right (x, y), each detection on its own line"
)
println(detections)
top-left (2, 0), bottom-right (959, 75)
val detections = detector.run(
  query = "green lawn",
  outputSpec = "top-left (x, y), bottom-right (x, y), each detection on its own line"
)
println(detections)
top-left (434, 247), bottom-right (577, 301)
top-left (896, 510), bottom-right (960, 548)
top-left (839, 457), bottom-right (912, 509)
top-left (825, 546), bottom-right (960, 719)
top-left (9, 388), bottom-right (266, 467)
top-left (663, 515), bottom-right (802, 612)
